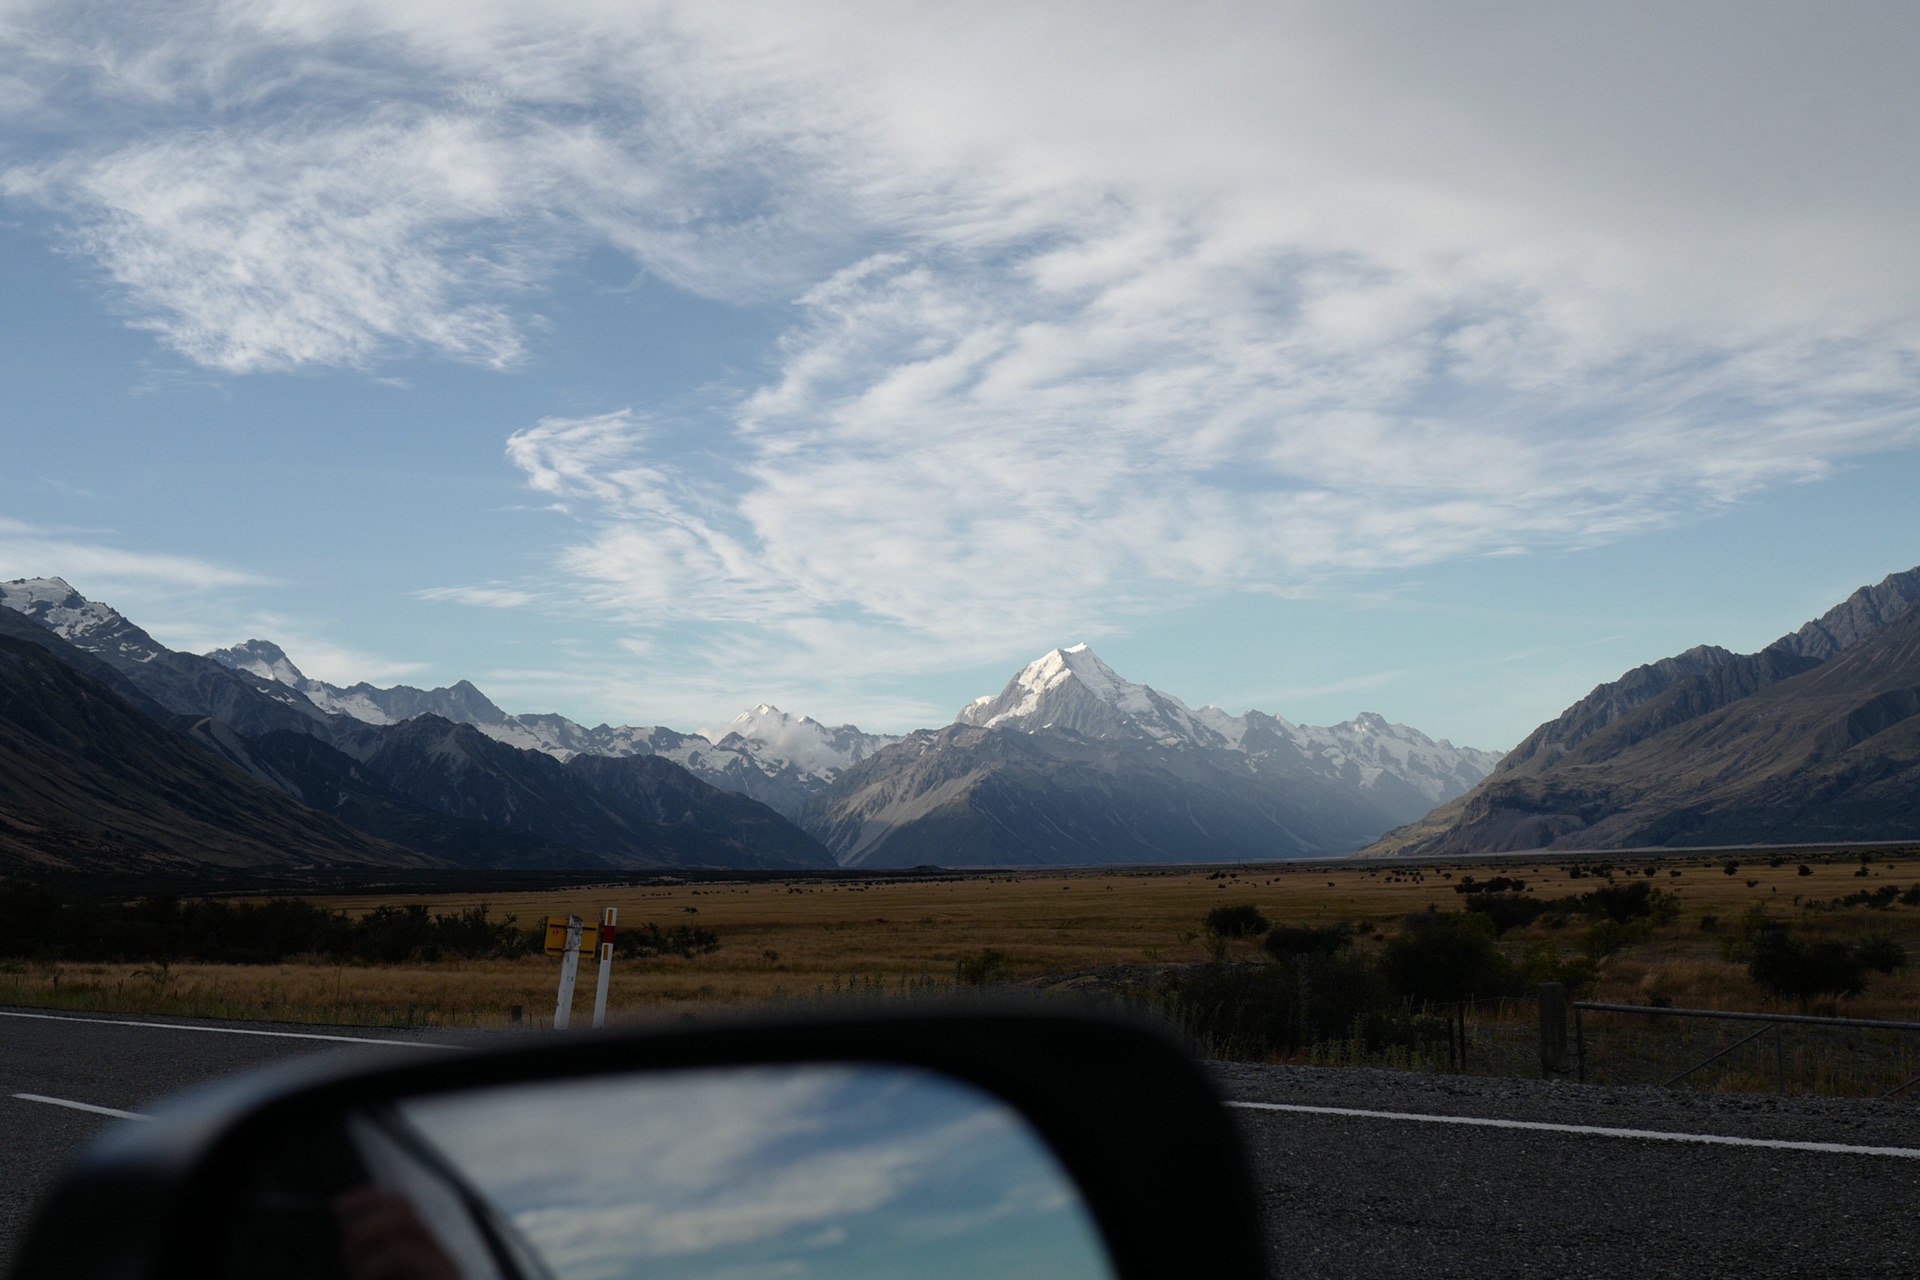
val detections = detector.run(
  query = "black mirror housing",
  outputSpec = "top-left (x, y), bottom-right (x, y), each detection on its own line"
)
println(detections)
top-left (11, 1009), bottom-right (1266, 1280)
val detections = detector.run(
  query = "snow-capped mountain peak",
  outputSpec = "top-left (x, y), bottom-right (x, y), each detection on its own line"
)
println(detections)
top-left (957, 644), bottom-right (1503, 804)
top-left (957, 643), bottom-right (1216, 744)
top-left (207, 638), bottom-right (308, 688)
top-left (1, 576), bottom-right (168, 664)
top-left (705, 704), bottom-right (899, 778)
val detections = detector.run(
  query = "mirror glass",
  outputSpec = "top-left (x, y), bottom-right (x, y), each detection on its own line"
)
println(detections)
top-left (234, 1064), bottom-right (1115, 1280)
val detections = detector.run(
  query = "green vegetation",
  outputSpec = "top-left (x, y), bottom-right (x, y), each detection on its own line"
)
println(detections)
top-left (1204, 903), bottom-right (1271, 938)
top-left (0, 880), bottom-right (717, 965)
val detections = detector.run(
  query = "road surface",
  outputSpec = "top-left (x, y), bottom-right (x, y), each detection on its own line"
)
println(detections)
top-left (3, 1007), bottom-right (1917, 1277)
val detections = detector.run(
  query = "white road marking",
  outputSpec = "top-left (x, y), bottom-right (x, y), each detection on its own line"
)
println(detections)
top-left (11, 1093), bottom-right (148, 1121)
top-left (1227, 1100), bottom-right (1920, 1159)
top-left (0, 1008), bottom-right (457, 1049)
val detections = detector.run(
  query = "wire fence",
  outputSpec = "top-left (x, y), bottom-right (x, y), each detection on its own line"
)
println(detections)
top-left (1408, 987), bottom-right (1920, 1098)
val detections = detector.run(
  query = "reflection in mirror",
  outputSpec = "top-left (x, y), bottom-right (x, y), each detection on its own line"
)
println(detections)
top-left (218, 1065), bottom-right (1116, 1280)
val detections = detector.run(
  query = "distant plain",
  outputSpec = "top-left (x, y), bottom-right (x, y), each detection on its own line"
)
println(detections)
top-left (8, 847), bottom-right (1920, 1044)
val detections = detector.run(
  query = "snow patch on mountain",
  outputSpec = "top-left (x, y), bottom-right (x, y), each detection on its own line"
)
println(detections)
top-left (1, 577), bottom-right (167, 663)
top-left (957, 643), bottom-right (1501, 804)
top-left (205, 638), bottom-right (896, 817)
top-left (704, 704), bottom-right (897, 777)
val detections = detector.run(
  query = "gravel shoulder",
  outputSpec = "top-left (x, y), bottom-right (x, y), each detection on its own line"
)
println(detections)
top-left (1211, 1059), bottom-right (1920, 1148)
top-left (1212, 1063), bottom-right (1920, 1280)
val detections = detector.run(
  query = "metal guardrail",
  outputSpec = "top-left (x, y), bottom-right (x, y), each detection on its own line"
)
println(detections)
top-left (1536, 986), bottom-right (1920, 1097)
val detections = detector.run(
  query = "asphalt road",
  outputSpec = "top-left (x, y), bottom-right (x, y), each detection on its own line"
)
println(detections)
top-left (0, 1008), bottom-right (487, 1274)
top-left (3, 1007), bottom-right (1917, 1277)
top-left (1217, 1061), bottom-right (1920, 1278)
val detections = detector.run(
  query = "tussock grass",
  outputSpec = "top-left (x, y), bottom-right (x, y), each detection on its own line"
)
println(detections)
top-left (7, 851), bottom-right (1920, 1085)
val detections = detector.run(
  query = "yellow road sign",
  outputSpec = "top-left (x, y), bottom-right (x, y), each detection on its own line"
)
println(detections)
top-left (544, 917), bottom-right (600, 957)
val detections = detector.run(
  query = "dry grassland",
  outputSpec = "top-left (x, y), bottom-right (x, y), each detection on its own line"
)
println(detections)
top-left (7, 849), bottom-right (1920, 1035)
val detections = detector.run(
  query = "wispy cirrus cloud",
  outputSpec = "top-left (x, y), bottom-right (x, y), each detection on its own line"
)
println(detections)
top-left (7, 2), bottom-right (1920, 705)
top-left (415, 582), bottom-right (542, 610)
top-left (0, 517), bottom-right (271, 590)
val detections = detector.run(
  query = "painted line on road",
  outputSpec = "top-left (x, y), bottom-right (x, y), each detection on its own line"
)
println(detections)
top-left (0, 1009), bottom-right (458, 1049)
top-left (1226, 1100), bottom-right (1920, 1159)
top-left (12, 1093), bottom-right (148, 1122)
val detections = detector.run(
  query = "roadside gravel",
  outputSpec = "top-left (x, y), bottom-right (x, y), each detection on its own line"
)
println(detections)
top-left (1212, 1063), bottom-right (1920, 1279)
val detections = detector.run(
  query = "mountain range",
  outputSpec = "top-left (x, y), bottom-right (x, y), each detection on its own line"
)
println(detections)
top-left (806, 645), bottom-right (1499, 866)
top-left (207, 639), bottom-right (898, 817)
top-left (0, 579), bottom-right (835, 873)
top-left (1368, 566), bottom-right (1920, 855)
top-left (0, 577), bottom-right (1499, 870)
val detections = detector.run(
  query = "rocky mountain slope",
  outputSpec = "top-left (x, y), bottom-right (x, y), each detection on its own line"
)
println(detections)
top-left (804, 644), bottom-right (1499, 866)
top-left (0, 632), bottom-right (430, 873)
top-left (207, 639), bottom-right (896, 816)
top-left (6, 577), bottom-right (1500, 870)
top-left (1370, 566), bottom-right (1920, 855)
top-left (2, 580), bottom-right (833, 870)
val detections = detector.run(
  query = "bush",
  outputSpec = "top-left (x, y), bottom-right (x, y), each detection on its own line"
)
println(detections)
top-left (955, 948), bottom-right (1008, 986)
top-left (1582, 917), bottom-right (1653, 959)
top-left (615, 923), bottom-right (720, 960)
top-left (1158, 951), bottom-right (1421, 1059)
top-left (0, 881), bottom-right (530, 965)
top-left (1205, 903), bottom-right (1271, 938)
top-left (1380, 912), bottom-right (1514, 1003)
top-left (1749, 933), bottom-right (1870, 1001)
top-left (1454, 876), bottom-right (1527, 895)
top-left (1578, 879), bottom-right (1678, 925)
top-left (1463, 891), bottom-right (1551, 935)
top-left (1515, 940), bottom-right (1598, 996)
top-left (1854, 938), bottom-right (1908, 974)
top-left (1263, 922), bottom-right (1352, 958)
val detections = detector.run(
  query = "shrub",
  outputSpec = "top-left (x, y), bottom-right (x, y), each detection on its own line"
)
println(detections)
top-left (1582, 917), bottom-right (1653, 959)
top-left (1158, 951), bottom-right (1421, 1059)
top-left (1204, 903), bottom-right (1271, 938)
top-left (1854, 938), bottom-right (1908, 974)
top-left (1749, 933), bottom-right (1870, 1002)
top-left (615, 923), bottom-right (720, 960)
top-left (1463, 891), bottom-right (1551, 935)
top-left (955, 948), bottom-right (1008, 986)
top-left (1578, 880), bottom-right (1678, 924)
top-left (1454, 875), bottom-right (1527, 895)
top-left (1263, 922), bottom-right (1352, 958)
top-left (1380, 911), bottom-right (1513, 1003)
top-left (1515, 941), bottom-right (1598, 996)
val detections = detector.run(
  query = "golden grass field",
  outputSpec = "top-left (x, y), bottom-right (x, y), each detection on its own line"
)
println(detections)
top-left (7, 848), bottom-right (1920, 1041)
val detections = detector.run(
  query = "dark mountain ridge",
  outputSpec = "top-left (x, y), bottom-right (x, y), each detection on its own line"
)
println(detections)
top-left (1374, 566), bottom-right (1920, 855)
top-left (802, 721), bottom-right (1400, 867)
top-left (0, 634), bottom-right (431, 873)
top-left (0, 582), bottom-right (834, 872)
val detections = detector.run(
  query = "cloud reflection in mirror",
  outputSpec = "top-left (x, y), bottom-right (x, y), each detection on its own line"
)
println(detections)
top-left (397, 1065), bottom-right (1113, 1280)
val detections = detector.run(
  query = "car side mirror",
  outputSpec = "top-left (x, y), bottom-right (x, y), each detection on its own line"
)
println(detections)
top-left (10, 1010), bottom-right (1266, 1280)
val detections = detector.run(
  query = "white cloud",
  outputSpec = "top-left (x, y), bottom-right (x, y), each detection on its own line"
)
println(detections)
top-left (415, 582), bottom-right (540, 609)
top-left (7, 2), bottom-right (1920, 698)
top-left (0, 517), bottom-right (271, 590)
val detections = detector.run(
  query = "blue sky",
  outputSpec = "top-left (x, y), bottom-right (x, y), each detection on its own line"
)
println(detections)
top-left (3, 2), bottom-right (1918, 750)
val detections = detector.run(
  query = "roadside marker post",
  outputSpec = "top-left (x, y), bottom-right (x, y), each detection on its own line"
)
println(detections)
top-left (592, 907), bottom-right (618, 1030)
top-left (551, 915), bottom-right (584, 1031)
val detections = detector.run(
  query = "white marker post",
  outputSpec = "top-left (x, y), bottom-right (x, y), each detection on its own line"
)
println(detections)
top-left (552, 915), bottom-right (584, 1031)
top-left (591, 907), bottom-right (618, 1030)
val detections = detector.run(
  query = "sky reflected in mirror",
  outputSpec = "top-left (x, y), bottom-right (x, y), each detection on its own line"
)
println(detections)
top-left (398, 1064), bottom-right (1114, 1280)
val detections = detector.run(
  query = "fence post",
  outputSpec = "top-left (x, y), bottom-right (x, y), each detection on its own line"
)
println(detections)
top-left (1538, 983), bottom-right (1568, 1078)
